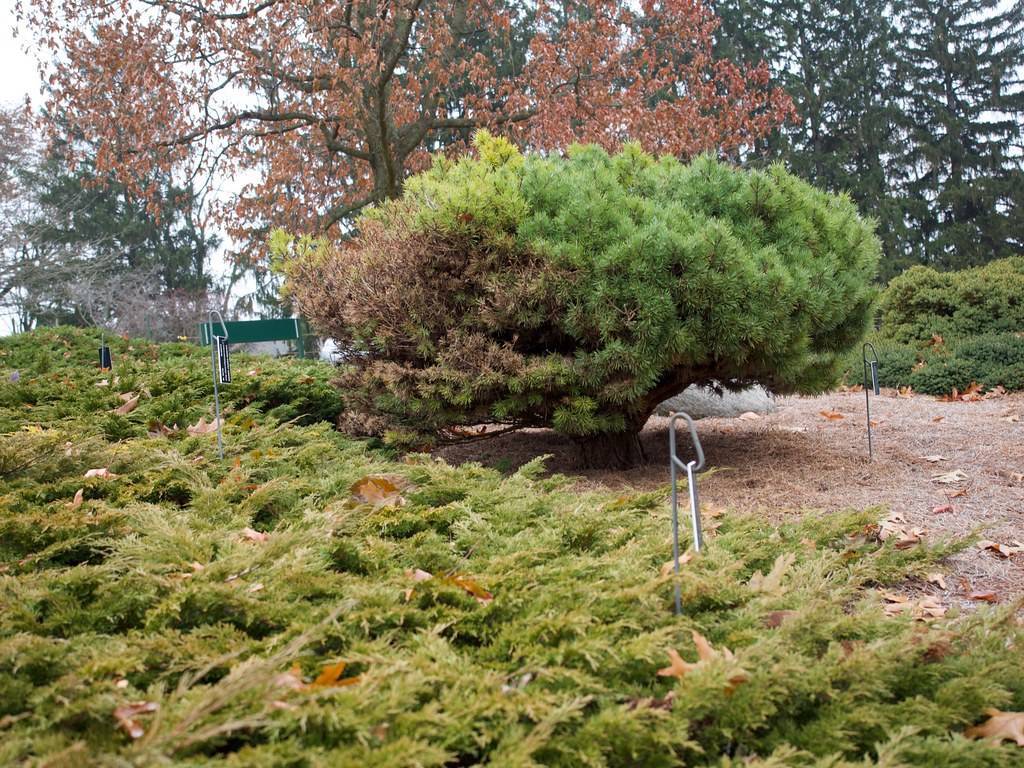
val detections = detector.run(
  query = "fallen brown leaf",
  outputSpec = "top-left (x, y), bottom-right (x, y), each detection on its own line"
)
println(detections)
top-left (748, 552), bottom-right (796, 594)
top-left (447, 574), bottom-right (494, 605)
top-left (69, 488), bottom-right (84, 509)
top-left (819, 410), bottom-right (845, 420)
top-left (241, 527), bottom-right (269, 543)
top-left (968, 591), bottom-right (999, 603)
top-left (113, 394), bottom-right (140, 415)
top-left (978, 540), bottom-right (1024, 558)
top-left (926, 573), bottom-right (947, 590)
top-left (965, 709), bottom-right (1024, 746)
top-left (405, 568), bottom-right (433, 582)
top-left (931, 504), bottom-right (954, 514)
top-left (113, 701), bottom-right (158, 739)
top-left (982, 385), bottom-right (1006, 400)
top-left (660, 550), bottom-right (695, 578)
top-left (626, 691), bottom-right (675, 712)
top-left (310, 660), bottom-right (361, 688)
top-left (657, 631), bottom-right (749, 694)
top-left (762, 610), bottom-right (797, 628)
top-left (187, 417), bottom-right (222, 436)
top-left (84, 467), bottom-right (118, 479)
top-left (931, 469), bottom-right (969, 484)
top-left (350, 475), bottom-right (406, 508)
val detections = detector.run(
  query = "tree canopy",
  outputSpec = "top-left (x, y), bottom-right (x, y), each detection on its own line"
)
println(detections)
top-left (20, 0), bottom-right (792, 256)
top-left (279, 133), bottom-right (880, 467)
top-left (713, 0), bottom-right (1024, 279)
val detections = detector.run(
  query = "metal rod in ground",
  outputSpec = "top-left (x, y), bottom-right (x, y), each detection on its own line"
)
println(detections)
top-left (862, 342), bottom-right (879, 461)
top-left (670, 439), bottom-right (682, 615)
top-left (687, 461), bottom-right (703, 552)
top-left (668, 411), bottom-right (706, 616)
top-left (208, 310), bottom-right (230, 460)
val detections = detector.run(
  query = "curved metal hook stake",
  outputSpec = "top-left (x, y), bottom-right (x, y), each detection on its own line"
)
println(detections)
top-left (862, 342), bottom-right (880, 460)
top-left (668, 411), bottom-right (705, 615)
top-left (208, 310), bottom-right (230, 460)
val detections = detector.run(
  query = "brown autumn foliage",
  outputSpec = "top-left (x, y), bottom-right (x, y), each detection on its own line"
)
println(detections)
top-left (20, 0), bottom-right (793, 253)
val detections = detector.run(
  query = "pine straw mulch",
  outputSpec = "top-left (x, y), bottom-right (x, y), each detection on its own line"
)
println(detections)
top-left (435, 389), bottom-right (1024, 604)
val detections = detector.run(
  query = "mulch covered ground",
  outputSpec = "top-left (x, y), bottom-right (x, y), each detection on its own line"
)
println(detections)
top-left (437, 389), bottom-right (1024, 604)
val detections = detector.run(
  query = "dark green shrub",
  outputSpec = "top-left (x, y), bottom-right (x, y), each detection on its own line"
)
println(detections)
top-left (851, 332), bottom-right (1024, 395)
top-left (907, 357), bottom-right (977, 395)
top-left (879, 257), bottom-right (1024, 343)
top-left (280, 133), bottom-right (880, 467)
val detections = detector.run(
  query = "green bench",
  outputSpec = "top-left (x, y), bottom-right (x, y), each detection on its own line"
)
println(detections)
top-left (198, 317), bottom-right (312, 358)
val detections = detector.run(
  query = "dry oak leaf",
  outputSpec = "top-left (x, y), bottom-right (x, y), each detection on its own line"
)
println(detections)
top-left (350, 475), bottom-right (406, 508)
top-left (747, 552), bottom-right (796, 594)
top-left (241, 527), bottom-right (269, 543)
top-left (926, 573), bottom-right (947, 590)
top-left (310, 660), bottom-right (361, 688)
top-left (657, 630), bottom-right (750, 694)
top-left (969, 591), bottom-right (999, 603)
top-left (84, 467), bottom-right (118, 480)
top-left (626, 691), bottom-right (676, 712)
top-left (187, 417), bottom-right (222, 436)
top-left (881, 592), bottom-right (910, 617)
top-left (932, 469), bottom-right (969, 484)
top-left (762, 610), bottom-right (797, 629)
top-left (965, 709), bottom-right (1024, 746)
top-left (819, 410), bottom-right (845, 420)
top-left (113, 701), bottom-right (158, 740)
top-left (404, 568), bottom-right (494, 605)
top-left (660, 550), bottom-right (695, 578)
top-left (978, 540), bottom-right (1024, 558)
top-left (113, 393), bottom-right (140, 415)
top-left (914, 595), bottom-right (947, 621)
top-left (448, 574), bottom-right (495, 605)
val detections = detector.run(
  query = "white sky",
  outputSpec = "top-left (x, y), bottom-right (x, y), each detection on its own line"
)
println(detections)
top-left (1, 0), bottom-right (38, 110)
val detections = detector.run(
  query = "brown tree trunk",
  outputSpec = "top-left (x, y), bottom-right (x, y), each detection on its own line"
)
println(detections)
top-left (576, 430), bottom-right (647, 470)
top-left (573, 373), bottom-right (708, 469)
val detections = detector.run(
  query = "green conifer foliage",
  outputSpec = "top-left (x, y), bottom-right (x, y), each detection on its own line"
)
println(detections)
top-left (282, 134), bottom-right (880, 467)
top-left (893, 0), bottom-right (1024, 272)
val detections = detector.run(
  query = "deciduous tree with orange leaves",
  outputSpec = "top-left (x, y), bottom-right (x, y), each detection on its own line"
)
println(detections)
top-left (20, 0), bottom-right (793, 252)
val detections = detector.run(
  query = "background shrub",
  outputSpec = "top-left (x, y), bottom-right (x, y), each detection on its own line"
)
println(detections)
top-left (879, 257), bottom-right (1024, 344)
top-left (846, 331), bottom-right (1024, 395)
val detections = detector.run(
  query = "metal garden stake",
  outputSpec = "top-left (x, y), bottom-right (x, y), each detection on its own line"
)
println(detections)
top-left (208, 310), bottom-right (230, 460)
top-left (99, 332), bottom-right (112, 370)
top-left (668, 411), bottom-right (706, 615)
top-left (862, 342), bottom-right (880, 460)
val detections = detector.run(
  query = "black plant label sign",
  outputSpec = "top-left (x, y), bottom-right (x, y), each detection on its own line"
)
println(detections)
top-left (214, 336), bottom-right (232, 384)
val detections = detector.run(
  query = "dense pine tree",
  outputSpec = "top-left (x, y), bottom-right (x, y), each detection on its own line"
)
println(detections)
top-left (893, 0), bottom-right (1024, 272)
top-left (713, 0), bottom-right (1024, 281)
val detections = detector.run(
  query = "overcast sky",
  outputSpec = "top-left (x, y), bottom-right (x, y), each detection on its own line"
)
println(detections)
top-left (1, 0), bottom-right (38, 110)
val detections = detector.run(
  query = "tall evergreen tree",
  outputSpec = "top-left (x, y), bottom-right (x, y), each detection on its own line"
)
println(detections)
top-left (712, 0), bottom-right (1024, 281)
top-left (893, 0), bottom-right (1024, 272)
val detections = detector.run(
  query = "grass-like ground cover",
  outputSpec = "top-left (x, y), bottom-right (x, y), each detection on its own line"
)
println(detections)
top-left (1, 328), bottom-right (1022, 766)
